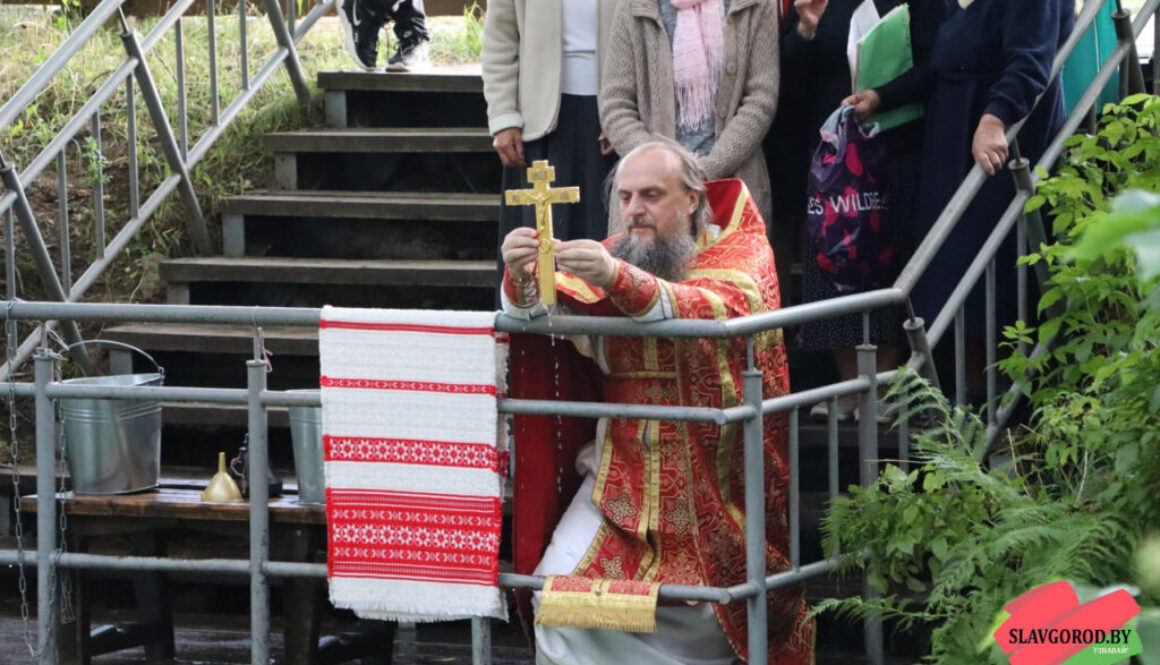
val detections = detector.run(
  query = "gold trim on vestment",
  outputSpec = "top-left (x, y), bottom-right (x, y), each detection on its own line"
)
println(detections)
top-left (627, 284), bottom-right (662, 318)
top-left (644, 337), bottom-right (659, 371)
top-left (556, 272), bottom-right (602, 303)
top-left (704, 292), bottom-right (747, 529)
top-left (662, 281), bottom-right (681, 320)
top-left (687, 268), bottom-right (762, 313)
top-left (573, 522), bottom-right (610, 577)
top-left (696, 187), bottom-right (748, 253)
top-left (639, 419), bottom-right (662, 581)
top-left (590, 423), bottom-right (620, 520)
top-left (536, 576), bottom-right (660, 634)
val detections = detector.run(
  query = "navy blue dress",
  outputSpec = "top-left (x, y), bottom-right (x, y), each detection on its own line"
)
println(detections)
top-left (775, 0), bottom-right (945, 352)
top-left (912, 0), bottom-right (1074, 333)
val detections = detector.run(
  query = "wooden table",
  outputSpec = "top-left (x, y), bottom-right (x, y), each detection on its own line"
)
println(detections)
top-left (23, 488), bottom-right (392, 665)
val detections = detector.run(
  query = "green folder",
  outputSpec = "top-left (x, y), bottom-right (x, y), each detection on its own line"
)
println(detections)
top-left (855, 4), bottom-right (924, 132)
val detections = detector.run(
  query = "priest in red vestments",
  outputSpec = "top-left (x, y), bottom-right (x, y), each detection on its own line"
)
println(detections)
top-left (500, 138), bottom-right (815, 665)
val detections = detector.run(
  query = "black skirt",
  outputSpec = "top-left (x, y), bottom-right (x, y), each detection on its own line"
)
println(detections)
top-left (799, 126), bottom-right (920, 352)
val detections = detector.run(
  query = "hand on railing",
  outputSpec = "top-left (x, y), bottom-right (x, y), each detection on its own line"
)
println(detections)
top-left (972, 113), bottom-right (1009, 176)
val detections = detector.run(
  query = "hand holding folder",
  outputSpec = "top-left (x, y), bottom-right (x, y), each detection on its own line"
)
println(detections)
top-left (847, 1), bottom-right (925, 132)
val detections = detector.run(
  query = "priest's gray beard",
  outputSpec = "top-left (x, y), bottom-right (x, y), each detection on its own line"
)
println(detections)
top-left (610, 216), bottom-right (698, 283)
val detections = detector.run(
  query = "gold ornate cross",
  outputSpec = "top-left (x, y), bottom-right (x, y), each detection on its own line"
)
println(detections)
top-left (504, 160), bottom-right (580, 305)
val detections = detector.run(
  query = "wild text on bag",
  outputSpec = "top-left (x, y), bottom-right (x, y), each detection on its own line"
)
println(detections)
top-left (806, 106), bottom-right (894, 292)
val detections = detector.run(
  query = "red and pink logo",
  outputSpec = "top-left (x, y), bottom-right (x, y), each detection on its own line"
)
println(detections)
top-left (994, 581), bottom-right (1142, 665)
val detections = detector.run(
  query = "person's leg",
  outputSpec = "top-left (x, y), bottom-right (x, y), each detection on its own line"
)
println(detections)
top-left (386, 0), bottom-right (430, 70)
top-left (389, 0), bottom-right (431, 43)
top-left (337, 0), bottom-right (389, 69)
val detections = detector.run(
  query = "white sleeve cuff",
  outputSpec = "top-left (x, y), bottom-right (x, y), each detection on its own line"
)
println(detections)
top-left (488, 112), bottom-right (524, 136)
top-left (629, 287), bottom-right (674, 322)
top-left (500, 287), bottom-right (547, 320)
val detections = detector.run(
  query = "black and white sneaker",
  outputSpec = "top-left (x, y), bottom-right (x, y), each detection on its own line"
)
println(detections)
top-left (338, 0), bottom-right (381, 71)
top-left (386, 40), bottom-right (429, 72)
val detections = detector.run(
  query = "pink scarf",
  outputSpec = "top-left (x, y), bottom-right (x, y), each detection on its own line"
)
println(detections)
top-left (670, 0), bottom-right (726, 131)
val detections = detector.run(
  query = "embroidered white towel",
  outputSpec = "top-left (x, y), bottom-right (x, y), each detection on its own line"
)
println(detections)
top-left (320, 306), bottom-right (508, 622)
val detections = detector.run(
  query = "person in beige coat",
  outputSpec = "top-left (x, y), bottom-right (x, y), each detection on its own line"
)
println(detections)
top-left (600, 0), bottom-right (779, 225)
top-left (482, 0), bottom-right (621, 266)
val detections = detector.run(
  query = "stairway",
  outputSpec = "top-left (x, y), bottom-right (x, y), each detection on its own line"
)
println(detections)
top-left (103, 70), bottom-right (501, 470)
top-left (99, 67), bottom-right (911, 662)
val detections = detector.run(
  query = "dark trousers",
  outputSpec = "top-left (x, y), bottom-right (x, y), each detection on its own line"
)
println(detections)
top-left (366, 0), bottom-right (430, 42)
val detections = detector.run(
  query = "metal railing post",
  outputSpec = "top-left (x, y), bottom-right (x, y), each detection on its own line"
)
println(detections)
top-left (263, 0), bottom-right (312, 109)
top-left (1009, 156), bottom-right (1056, 316)
top-left (471, 617), bottom-right (492, 665)
top-left (742, 338), bottom-right (768, 665)
top-left (119, 28), bottom-right (213, 255)
top-left (903, 316), bottom-right (940, 389)
top-left (0, 153), bottom-right (93, 374)
top-left (1113, 7), bottom-right (1148, 95)
top-left (856, 344), bottom-right (883, 665)
top-left (56, 151), bottom-right (71, 293)
top-left (1154, 4), bottom-right (1160, 93)
top-left (246, 358), bottom-right (271, 665)
top-left (91, 113), bottom-right (107, 258)
top-left (35, 348), bottom-right (60, 665)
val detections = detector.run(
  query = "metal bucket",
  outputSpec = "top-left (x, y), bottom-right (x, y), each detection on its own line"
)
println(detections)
top-left (288, 391), bottom-right (324, 505)
top-left (60, 341), bottom-right (164, 495)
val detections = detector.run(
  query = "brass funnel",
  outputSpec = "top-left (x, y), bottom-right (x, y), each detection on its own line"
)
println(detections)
top-left (201, 451), bottom-right (245, 503)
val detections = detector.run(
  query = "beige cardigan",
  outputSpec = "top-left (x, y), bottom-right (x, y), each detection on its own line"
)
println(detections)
top-left (599, 0), bottom-right (779, 222)
top-left (481, 0), bottom-right (620, 141)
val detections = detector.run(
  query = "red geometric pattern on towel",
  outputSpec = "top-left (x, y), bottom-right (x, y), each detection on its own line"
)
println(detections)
top-left (324, 435), bottom-right (500, 470)
top-left (319, 376), bottom-right (497, 395)
top-left (319, 320), bottom-right (496, 336)
top-left (327, 489), bottom-right (502, 586)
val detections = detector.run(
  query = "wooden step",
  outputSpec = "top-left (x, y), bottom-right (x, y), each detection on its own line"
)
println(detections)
top-left (317, 70), bottom-right (482, 94)
top-left (160, 257), bottom-right (497, 297)
top-left (219, 190), bottom-right (497, 222)
top-left (163, 402), bottom-right (291, 429)
top-left (265, 128), bottom-right (492, 154)
top-left (105, 323), bottom-right (319, 356)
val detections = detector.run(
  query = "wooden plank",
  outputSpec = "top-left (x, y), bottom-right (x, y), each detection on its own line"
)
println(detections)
top-left (21, 488), bottom-right (326, 525)
top-left (265, 128), bottom-right (493, 154)
top-left (105, 323), bottom-right (319, 355)
top-left (159, 256), bottom-right (497, 287)
top-left (219, 190), bottom-right (497, 221)
top-left (317, 70), bottom-right (483, 94)
top-left (163, 402), bottom-right (292, 428)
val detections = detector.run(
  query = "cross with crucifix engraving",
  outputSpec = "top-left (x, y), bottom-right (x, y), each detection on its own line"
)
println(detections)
top-left (504, 160), bottom-right (580, 305)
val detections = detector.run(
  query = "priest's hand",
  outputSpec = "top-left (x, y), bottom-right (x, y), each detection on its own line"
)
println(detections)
top-left (555, 239), bottom-right (616, 288)
top-left (501, 227), bottom-right (541, 282)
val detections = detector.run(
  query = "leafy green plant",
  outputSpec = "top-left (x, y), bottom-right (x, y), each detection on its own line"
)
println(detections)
top-left (819, 370), bottom-right (1137, 665)
top-left (818, 96), bottom-right (1160, 664)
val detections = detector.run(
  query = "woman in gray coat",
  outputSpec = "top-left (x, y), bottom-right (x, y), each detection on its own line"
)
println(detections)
top-left (599, 0), bottom-right (780, 226)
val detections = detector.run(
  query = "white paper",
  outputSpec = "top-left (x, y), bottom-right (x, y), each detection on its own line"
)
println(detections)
top-left (847, 0), bottom-right (881, 92)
